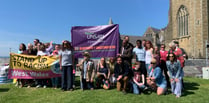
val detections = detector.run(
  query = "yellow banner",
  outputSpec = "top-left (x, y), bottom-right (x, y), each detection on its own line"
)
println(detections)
top-left (9, 53), bottom-right (59, 71)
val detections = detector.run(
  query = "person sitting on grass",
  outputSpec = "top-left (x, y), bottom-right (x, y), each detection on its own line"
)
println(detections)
top-left (146, 58), bottom-right (167, 95)
top-left (76, 52), bottom-right (95, 91)
top-left (95, 57), bottom-right (110, 89)
top-left (132, 62), bottom-right (147, 94)
top-left (114, 56), bottom-right (129, 94)
top-left (107, 57), bottom-right (116, 88)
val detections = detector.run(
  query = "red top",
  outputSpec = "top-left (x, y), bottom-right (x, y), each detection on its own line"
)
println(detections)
top-left (160, 50), bottom-right (168, 62)
top-left (169, 48), bottom-right (185, 68)
top-left (133, 70), bottom-right (141, 83)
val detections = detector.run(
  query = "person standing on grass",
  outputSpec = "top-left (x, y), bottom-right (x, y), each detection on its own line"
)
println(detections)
top-left (59, 40), bottom-right (74, 91)
top-left (27, 43), bottom-right (37, 55)
top-left (33, 39), bottom-right (40, 55)
top-left (142, 39), bottom-right (146, 50)
top-left (153, 46), bottom-right (160, 66)
top-left (118, 40), bottom-right (133, 67)
top-left (24, 43), bottom-right (36, 88)
top-left (114, 56), bottom-right (129, 94)
top-left (159, 44), bottom-right (170, 88)
top-left (146, 58), bottom-right (167, 95)
top-left (76, 51), bottom-right (95, 91)
top-left (124, 36), bottom-right (134, 49)
top-left (36, 44), bottom-right (50, 88)
top-left (166, 53), bottom-right (183, 98)
top-left (145, 41), bottom-right (153, 74)
top-left (45, 41), bottom-right (54, 54)
top-left (173, 41), bottom-right (188, 60)
top-left (16, 43), bottom-right (27, 88)
top-left (51, 44), bottom-right (61, 89)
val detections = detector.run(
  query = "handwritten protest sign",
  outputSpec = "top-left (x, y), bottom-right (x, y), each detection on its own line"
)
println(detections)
top-left (8, 53), bottom-right (61, 79)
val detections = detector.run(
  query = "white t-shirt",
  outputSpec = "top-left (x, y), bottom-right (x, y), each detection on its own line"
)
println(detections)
top-left (133, 47), bottom-right (146, 62)
top-left (145, 50), bottom-right (152, 64)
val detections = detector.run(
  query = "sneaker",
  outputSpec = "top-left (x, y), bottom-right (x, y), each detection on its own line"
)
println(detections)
top-left (36, 85), bottom-right (41, 88)
top-left (67, 89), bottom-right (74, 92)
top-left (43, 85), bottom-right (47, 88)
top-left (61, 89), bottom-right (66, 92)
top-left (73, 85), bottom-right (75, 89)
top-left (27, 85), bottom-right (31, 88)
top-left (143, 87), bottom-right (148, 91)
top-left (19, 84), bottom-right (23, 88)
top-left (15, 82), bottom-right (19, 87)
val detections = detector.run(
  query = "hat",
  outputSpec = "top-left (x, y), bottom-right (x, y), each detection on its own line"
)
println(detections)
top-left (173, 41), bottom-right (179, 44)
top-left (83, 51), bottom-right (90, 57)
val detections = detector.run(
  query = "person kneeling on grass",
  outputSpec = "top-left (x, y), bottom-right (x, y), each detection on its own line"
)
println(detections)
top-left (166, 53), bottom-right (183, 98)
top-left (76, 51), bottom-right (95, 91)
top-left (114, 56), bottom-right (129, 94)
top-left (146, 58), bottom-right (167, 95)
top-left (132, 62), bottom-right (147, 94)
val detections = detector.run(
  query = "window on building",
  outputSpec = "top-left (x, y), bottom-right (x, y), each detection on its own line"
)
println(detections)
top-left (177, 5), bottom-right (189, 37)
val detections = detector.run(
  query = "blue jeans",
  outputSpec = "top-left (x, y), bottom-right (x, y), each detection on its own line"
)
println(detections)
top-left (132, 82), bottom-right (146, 94)
top-left (80, 78), bottom-right (94, 89)
top-left (61, 65), bottom-right (73, 90)
top-left (51, 77), bottom-right (58, 87)
top-left (171, 78), bottom-right (182, 97)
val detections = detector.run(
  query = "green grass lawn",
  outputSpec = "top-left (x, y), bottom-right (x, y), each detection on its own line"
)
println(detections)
top-left (0, 77), bottom-right (208, 103)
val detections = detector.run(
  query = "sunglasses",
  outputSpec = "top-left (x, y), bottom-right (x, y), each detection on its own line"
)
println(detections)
top-left (161, 47), bottom-right (165, 48)
top-left (151, 62), bottom-right (156, 64)
top-left (169, 56), bottom-right (174, 57)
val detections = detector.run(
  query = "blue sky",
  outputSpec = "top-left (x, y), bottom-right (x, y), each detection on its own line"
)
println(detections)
top-left (0, 0), bottom-right (169, 56)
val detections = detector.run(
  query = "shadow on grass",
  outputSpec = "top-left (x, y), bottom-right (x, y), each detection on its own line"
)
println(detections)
top-left (0, 88), bottom-right (10, 92)
top-left (181, 82), bottom-right (199, 97)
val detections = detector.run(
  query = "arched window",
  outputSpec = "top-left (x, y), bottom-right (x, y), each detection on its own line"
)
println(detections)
top-left (177, 5), bottom-right (189, 37)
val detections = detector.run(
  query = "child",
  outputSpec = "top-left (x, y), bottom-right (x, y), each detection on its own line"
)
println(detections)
top-left (76, 52), bottom-right (95, 91)
top-left (132, 62), bottom-right (147, 94)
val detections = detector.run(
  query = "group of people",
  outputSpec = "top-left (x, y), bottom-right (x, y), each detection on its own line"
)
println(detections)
top-left (15, 36), bottom-right (187, 98)
top-left (118, 36), bottom-right (186, 97)
top-left (16, 39), bottom-right (75, 90)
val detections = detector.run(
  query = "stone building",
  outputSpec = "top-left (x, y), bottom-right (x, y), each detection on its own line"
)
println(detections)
top-left (143, 27), bottom-right (166, 47)
top-left (144, 0), bottom-right (209, 58)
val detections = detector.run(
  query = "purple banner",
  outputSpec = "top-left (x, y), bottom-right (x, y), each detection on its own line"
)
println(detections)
top-left (71, 24), bottom-right (120, 58)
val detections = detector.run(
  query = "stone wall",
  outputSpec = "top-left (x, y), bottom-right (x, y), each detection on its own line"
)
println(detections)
top-left (185, 59), bottom-right (206, 67)
top-left (165, 0), bottom-right (209, 58)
